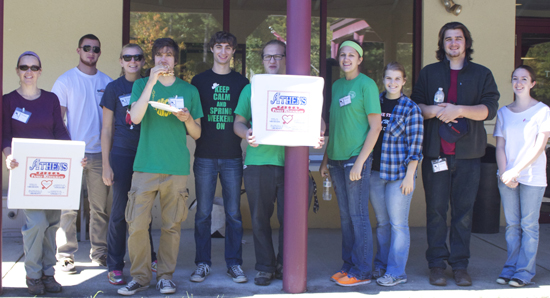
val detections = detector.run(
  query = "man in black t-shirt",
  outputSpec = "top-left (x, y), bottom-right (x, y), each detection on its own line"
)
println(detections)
top-left (190, 31), bottom-right (249, 284)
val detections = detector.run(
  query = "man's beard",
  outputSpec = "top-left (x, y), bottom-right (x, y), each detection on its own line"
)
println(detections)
top-left (80, 57), bottom-right (97, 67)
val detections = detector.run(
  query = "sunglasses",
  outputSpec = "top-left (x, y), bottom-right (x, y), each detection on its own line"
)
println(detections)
top-left (19, 65), bottom-right (41, 71)
top-left (122, 55), bottom-right (144, 62)
top-left (80, 45), bottom-right (101, 54)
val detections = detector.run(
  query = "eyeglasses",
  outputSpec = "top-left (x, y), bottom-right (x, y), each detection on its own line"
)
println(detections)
top-left (122, 55), bottom-right (144, 62)
top-left (80, 45), bottom-right (101, 54)
top-left (262, 54), bottom-right (285, 61)
top-left (18, 65), bottom-right (41, 71)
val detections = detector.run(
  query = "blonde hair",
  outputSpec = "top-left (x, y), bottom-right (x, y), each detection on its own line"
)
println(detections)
top-left (119, 43), bottom-right (144, 77)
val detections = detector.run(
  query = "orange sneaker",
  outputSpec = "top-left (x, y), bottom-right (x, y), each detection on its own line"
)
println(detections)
top-left (330, 271), bottom-right (347, 282)
top-left (336, 275), bottom-right (371, 287)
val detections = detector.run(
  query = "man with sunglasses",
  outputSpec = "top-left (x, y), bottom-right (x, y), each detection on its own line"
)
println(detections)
top-left (189, 31), bottom-right (249, 284)
top-left (52, 34), bottom-right (112, 273)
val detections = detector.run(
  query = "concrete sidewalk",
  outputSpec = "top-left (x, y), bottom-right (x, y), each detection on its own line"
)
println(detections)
top-left (2, 226), bottom-right (550, 298)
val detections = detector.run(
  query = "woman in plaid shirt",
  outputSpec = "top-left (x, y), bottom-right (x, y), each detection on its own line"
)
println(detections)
top-left (369, 62), bottom-right (423, 287)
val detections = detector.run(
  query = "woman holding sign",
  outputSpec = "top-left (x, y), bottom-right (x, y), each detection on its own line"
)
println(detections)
top-left (2, 51), bottom-right (71, 295)
top-left (100, 44), bottom-right (158, 285)
top-left (320, 40), bottom-right (382, 287)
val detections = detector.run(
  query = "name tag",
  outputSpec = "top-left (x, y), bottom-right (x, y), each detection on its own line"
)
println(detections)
top-left (169, 96), bottom-right (184, 109)
top-left (431, 158), bottom-right (448, 173)
top-left (119, 94), bottom-right (131, 107)
top-left (339, 95), bottom-right (351, 107)
top-left (12, 107), bottom-right (31, 123)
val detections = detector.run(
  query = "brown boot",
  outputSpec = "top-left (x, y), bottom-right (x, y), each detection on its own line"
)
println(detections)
top-left (429, 267), bottom-right (447, 286)
top-left (26, 276), bottom-right (45, 295)
top-left (453, 269), bottom-right (472, 286)
top-left (41, 275), bottom-right (62, 293)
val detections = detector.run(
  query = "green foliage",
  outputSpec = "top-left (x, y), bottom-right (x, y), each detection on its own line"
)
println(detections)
top-left (130, 12), bottom-right (221, 82)
top-left (524, 42), bottom-right (550, 106)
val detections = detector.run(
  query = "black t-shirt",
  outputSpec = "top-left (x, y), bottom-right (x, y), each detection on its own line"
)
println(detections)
top-left (372, 95), bottom-right (399, 172)
top-left (99, 76), bottom-right (140, 151)
top-left (191, 69), bottom-right (249, 159)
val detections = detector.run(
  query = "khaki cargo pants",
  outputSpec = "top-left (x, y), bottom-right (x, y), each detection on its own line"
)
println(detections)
top-left (126, 172), bottom-right (189, 285)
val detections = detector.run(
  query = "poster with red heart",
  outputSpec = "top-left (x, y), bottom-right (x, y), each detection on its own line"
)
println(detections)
top-left (8, 138), bottom-right (85, 210)
top-left (251, 74), bottom-right (324, 146)
top-left (24, 157), bottom-right (71, 196)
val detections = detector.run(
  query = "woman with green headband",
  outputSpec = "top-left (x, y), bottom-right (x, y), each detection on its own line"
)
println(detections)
top-left (320, 39), bottom-right (382, 287)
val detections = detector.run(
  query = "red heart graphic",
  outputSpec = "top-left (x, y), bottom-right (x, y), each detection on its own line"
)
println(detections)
top-left (41, 180), bottom-right (53, 189)
top-left (282, 115), bottom-right (293, 124)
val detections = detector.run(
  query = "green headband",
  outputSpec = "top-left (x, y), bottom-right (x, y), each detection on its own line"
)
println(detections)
top-left (339, 41), bottom-right (363, 57)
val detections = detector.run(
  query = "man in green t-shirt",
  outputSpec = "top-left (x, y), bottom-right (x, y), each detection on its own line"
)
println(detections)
top-left (234, 40), bottom-right (287, 286)
top-left (117, 38), bottom-right (203, 296)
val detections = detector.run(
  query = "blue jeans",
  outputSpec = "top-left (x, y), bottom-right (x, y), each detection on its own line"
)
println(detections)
top-left (370, 171), bottom-right (414, 279)
top-left (422, 155), bottom-right (480, 270)
top-left (243, 165), bottom-right (284, 273)
top-left (193, 157), bottom-right (244, 268)
top-left (498, 180), bottom-right (544, 283)
top-left (329, 155), bottom-right (373, 280)
top-left (107, 147), bottom-right (156, 272)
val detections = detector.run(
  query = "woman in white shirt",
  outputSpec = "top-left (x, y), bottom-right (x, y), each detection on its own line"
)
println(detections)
top-left (494, 65), bottom-right (550, 287)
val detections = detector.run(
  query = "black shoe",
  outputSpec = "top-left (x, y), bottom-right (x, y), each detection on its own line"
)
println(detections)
top-left (509, 278), bottom-right (527, 287)
top-left (275, 264), bottom-right (283, 280)
top-left (92, 255), bottom-right (107, 267)
top-left (453, 269), bottom-right (472, 286)
top-left (26, 277), bottom-right (45, 295)
top-left (496, 276), bottom-right (510, 285)
top-left (227, 265), bottom-right (248, 283)
top-left (156, 279), bottom-right (176, 294)
top-left (117, 280), bottom-right (148, 296)
top-left (254, 271), bottom-right (274, 286)
top-left (429, 267), bottom-right (447, 286)
top-left (190, 263), bottom-right (210, 282)
top-left (41, 275), bottom-right (62, 293)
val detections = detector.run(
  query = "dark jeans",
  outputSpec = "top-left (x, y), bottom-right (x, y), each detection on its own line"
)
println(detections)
top-left (329, 155), bottom-right (373, 280)
top-left (243, 165), bottom-right (284, 273)
top-left (193, 157), bottom-right (244, 268)
top-left (422, 155), bottom-right (480, 270)
top-left (107, 147), bottom-right (156, 272)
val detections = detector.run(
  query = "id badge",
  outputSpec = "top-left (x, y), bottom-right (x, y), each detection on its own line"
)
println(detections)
top-left (12, 107), bottom-right (31, 123)
top-left (119, 94), bottom-right (131, 107)
top-left (431, 158), bottom-right (448, 173)
top-left (169, 96), bottom-right (184, 109)
top-left (339, 95), bottom-right (351, 107)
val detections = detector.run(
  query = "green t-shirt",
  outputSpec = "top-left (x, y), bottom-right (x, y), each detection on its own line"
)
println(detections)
top-left (234, 84), bottom-right (285, 166)
top-left (130, 77), bottom-right (203, 175)
top-left (327, 73), bottom-right (381, 161)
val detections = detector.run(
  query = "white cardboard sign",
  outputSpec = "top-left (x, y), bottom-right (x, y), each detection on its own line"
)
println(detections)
top-left (251, 74), bottom-right (324, 146)
top-left (8, 138), bottom-right (85, 210)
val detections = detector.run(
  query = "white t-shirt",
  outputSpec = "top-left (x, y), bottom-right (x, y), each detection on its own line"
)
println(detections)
top-left (52, 67), bottom-right (112, 153)
top-left (494, 101), bottom-right (550, 187)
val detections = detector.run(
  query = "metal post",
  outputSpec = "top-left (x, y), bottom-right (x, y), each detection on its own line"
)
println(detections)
top-left (283, 0), bottom-right (311, 294)
top-left (0, 0), bottom-right (4, 294)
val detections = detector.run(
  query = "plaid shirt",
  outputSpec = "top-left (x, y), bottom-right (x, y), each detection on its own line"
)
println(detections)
top-left (379, 92), bottom-right (424, 181)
